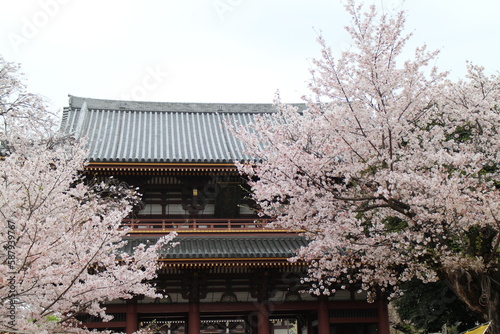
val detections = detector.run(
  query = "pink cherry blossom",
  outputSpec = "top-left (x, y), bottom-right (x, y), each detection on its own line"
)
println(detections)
top-left (231, 1), bottom-right (499, 331)
top-left (0, 56), bottom-right (176, 333)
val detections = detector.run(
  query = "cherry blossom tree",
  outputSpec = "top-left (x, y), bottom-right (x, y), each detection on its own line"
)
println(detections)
top-left (232, 1), bottom-right (499, 331)
top-left (0, 57), bottom-right (175, 333)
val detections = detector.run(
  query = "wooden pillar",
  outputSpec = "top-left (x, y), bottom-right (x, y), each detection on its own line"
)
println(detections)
top-left (255, 270), bottom-right (271, 334)
top-left (125, 299), bottom-right (138, 334)
top-left (317, 296), bottom-right (330, 334)
top-left (188, 301), bottom-right (200, 334)
top-left (188, 271), bottom-right (201, 334)
top-left (257, 302), bottom-right (270, 334)
top-left (307, 314), bottom-right (314, 334)
top-left (377, 299), bottom-right (390, 334)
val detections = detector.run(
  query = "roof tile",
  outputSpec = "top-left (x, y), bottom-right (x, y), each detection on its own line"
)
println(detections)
top-left (121, 235), bottom-right (307, 259)
top-left (61, 95), bottom-right (305, 163)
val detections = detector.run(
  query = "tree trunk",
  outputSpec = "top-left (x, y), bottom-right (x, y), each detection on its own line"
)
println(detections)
top-left (441, 270), bottom-right (499, 334)
top-left (487, 287), bottom-right (499, 334)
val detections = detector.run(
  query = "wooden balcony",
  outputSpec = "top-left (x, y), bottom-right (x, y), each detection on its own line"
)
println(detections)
top-left (121, 218), bottom-right (277, 234)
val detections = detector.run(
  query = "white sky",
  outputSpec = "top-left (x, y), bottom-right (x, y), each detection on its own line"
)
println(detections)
top-left (0, 0), bottom-right (499, 113)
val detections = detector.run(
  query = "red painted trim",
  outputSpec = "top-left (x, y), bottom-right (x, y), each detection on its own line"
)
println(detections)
top-left (102, 300), bottom-right (378, 313)
top-left (331, 317), bottom-right (379, 323)
top-left (83, 300), bottom-right (388, 331)
top-left (83, 321), bottom-right (126, 328)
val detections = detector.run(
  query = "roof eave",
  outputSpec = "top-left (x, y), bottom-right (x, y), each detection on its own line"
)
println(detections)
top-left (84, 161), bottom-right (240, 174)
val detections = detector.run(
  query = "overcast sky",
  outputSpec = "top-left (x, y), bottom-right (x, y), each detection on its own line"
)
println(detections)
top-left (0, 0), bottom-right (499, 113)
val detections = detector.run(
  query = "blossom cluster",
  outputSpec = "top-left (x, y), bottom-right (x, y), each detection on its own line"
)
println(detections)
top-left (230, 0), bottom-right (499, 322)
top-left (0, 56), bottom-right (176, 333)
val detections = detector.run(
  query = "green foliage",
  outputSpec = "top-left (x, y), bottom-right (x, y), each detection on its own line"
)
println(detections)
top-left (45, 315), bottom-right (61, 322)
top-left (467, 225), bottom-right (498, 258)
top-left (393, 280), bottom-right (480, 333)
top-left (447, 123), bottom-right (474, 143)
top-left (383, 216), bottom-right (408, 233)
top-left (479, 162), bottom-right (500, 188)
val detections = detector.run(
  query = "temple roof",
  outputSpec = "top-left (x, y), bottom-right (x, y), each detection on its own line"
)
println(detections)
top-left (123, 235), bottom-right (307, 260)
top-left (60, 95), bottom-right (304, 164)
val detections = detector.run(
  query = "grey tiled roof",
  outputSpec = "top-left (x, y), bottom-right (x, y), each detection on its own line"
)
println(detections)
top-left (122, 235), bottom-right (307, 259)
top-left (60, 95), bottom-right (305, 163)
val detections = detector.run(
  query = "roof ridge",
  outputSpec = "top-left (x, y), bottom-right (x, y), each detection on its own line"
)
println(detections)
top-left (68, 95), bottom-right (302, 114)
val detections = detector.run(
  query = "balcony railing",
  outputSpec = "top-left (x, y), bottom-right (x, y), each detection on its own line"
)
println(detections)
top-left (121, 218), bottom-right (272, 232)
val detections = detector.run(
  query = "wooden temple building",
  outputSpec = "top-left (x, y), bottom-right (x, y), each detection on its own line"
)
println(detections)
top-left (60, 95), bottom-right (390, 334)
